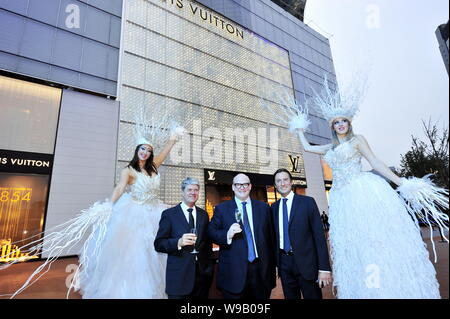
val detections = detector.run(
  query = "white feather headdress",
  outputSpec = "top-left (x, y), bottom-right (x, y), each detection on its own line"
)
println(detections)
top-left (264, 74), bottom-right (367, 132)
top-left (310, 75), bottom-right (366, 124)
top-left (133, 106), bottom-right (185, 150)
top-left (263, 87), bottom-right (311, 132)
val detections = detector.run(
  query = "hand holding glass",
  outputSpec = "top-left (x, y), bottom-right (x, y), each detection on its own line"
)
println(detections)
top-left (190, 228), bottom-right (198, 254)
top-left (235, 209), bottom-right (242, 223)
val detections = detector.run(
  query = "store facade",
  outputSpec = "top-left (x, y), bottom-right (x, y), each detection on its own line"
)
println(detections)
top-left (117, 0), bottom-right (335, 215)
top-left (0, 1), bottom-right (122, 258)
top-left (0, 76), bottom-right (60, 261)
top-left (1, 0), bottom-right (335, 260)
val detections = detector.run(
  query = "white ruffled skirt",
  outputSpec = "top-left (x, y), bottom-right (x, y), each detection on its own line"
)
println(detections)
top-left (77, 193), bottom-right (168, 299)
top-left (328, 172), bottom-right (441, 299)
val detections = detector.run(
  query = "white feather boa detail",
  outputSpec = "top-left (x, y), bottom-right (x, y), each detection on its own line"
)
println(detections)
top-left (397, 175), bottom-right (449, 261)
top-left (289, 112), bottom-right (311, 132)
top-left (262, 87), bottom-right (311, 132)
top-left (170, 126), bottom-right (186, 139)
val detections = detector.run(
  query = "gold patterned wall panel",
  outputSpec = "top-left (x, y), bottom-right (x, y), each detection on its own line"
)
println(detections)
top-left (130, 0), bottom-right (291, 68)
top-left (119, 0), bottom-right (306, 203)
top-left (121, 55), bottom-right (294, 127)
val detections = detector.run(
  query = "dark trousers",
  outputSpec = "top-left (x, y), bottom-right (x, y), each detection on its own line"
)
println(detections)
top-left (279, 253), bottom-right (322, 299)
top-left (168, 261), bottom-right (211, 299)
top-left (221, 259), bottom-right (271, 299)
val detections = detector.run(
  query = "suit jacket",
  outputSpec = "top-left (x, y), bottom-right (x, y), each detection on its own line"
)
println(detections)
top-left (154, 203), bottom-right (213, 296)
top-left (207, 198), bottom-right (276, 294)
top-left (271, 194), bottom-right (331, 280)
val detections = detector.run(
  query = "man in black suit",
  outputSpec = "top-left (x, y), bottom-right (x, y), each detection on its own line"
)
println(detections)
top-left (207, 173), bottom-right (276, 299)
top-left (272, 168), bottom-right (332, 299)
top-left (154, 177), bottom-right (213, 299)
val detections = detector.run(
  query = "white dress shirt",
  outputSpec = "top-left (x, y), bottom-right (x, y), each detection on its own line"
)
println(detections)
top-left (180, 201), bottom-right (197, 227)
top-left (278, 191), bottom-right (330, 274)
top-left (178, 202), bottom-right (197, 250)
top-left (278, 191), bottom-right (295, 250)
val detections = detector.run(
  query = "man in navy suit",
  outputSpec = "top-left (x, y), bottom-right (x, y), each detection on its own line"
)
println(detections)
top-left (207, 173), bottom-right (276, 299)
top-left (154, 177), bottom-right (213, 299)
top-left (272, 168), bottom-right (332, 299)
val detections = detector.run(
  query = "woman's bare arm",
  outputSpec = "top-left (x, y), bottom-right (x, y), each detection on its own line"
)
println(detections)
top-left (355, 135), bottom-right (403, 186)
top-left (110, 168), bottom-right (132, 203)
top-left (153, 137), bottom-right (177, 169)
top-left (296, 128), bottom-right (333, 155)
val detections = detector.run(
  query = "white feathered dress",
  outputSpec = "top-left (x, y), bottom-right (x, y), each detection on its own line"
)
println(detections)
top-left (324, 138), bottom-right (441, 299)
top-left (76, 169), bottom-right (168, 298)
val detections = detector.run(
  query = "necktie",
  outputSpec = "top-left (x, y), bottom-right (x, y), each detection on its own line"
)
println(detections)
top-left (282, 198), bottom-right (291, 252)
top-left (187, 208), bottom-right (194, 229)
top-left (242, 202), bottom-right (256, 262)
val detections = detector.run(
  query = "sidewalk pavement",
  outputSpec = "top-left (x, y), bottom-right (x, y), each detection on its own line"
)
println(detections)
top-left (0, 234), bottom-right (448, 299)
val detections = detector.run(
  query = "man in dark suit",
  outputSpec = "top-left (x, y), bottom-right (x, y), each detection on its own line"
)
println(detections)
top-left (207, 173), bottom-right (276, 299)
top-left (154, 177), bottom-right (213, 299)
top-left (272, 168), bottom-right (332, 299)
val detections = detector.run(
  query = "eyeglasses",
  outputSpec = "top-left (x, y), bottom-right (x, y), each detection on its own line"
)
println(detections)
top-left (233, 183), bottom-right (250, 189)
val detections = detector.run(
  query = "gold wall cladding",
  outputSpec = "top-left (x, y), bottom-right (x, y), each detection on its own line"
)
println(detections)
top-left (119, 86), bottom-right (194, 126)
top-left (123, 20), bottom-right (291, 90)
top-left (121, 56), bottom-right (295, 127)
top-left (159, 165), bottom-right (206, 208)
top-left (119, 0), bottom-right (307, 202)
top-left (126, 0), bottom-right (290, 69)
top-left (119, 89), bottom-right (302, 153)
top-left (168, 147), bottom-right (305, 179)
top-left (121, 44), bottom-right (291, 112)
top-left (119, 145), bottom-right (304, 185)
top-left (118, 122), bottom-right (304, 178)
top-left (125, 22), bottom-right (292, 99)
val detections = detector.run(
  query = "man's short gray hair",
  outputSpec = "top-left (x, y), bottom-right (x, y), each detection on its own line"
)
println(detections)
top-left (181, 177), bottom-right (200, 191)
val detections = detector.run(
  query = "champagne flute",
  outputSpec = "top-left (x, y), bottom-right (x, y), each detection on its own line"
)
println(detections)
top-left (235, 208), bottom-right (242, 224)
top-left (190, 227), bottom-right (198, 254)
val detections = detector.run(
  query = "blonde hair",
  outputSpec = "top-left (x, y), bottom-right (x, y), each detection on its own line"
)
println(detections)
top-left (331, 119), bottom-right (355, 148)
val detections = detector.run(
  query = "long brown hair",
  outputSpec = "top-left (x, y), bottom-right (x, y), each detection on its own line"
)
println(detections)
top-left (127, 144), bottom-right (158, 175)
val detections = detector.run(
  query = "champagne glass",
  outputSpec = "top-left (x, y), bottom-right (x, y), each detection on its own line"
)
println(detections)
top-left (190, 228), bottom-right (198, 254)
top-left (235, 208), bottom-right (242, 224)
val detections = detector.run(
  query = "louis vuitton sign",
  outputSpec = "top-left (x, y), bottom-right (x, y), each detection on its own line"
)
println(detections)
top-left (0, 150), bottom-right (53, 175)
top-left (288, 154), bottom-right (307, 187)
top-left (204, 168), bottom-right (307, 187)
top-left (288, 154), bottom-right (306, 175)
top-left (205, 169), bottom-right (273, 186)
top-left (159, 0), bottom-right (245, 40)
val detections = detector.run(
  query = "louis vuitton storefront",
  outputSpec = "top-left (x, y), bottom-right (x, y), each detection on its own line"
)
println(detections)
top-left (0, 73), bottom-right (120, 263)
top-left (0, 0), bottom-right (335, 265)
top-left (117, 0), bottom-right (333, 215)
top-left (204, 167), bottom-right (307, 218)
top-left (0, 76), bottom-right (61, 262)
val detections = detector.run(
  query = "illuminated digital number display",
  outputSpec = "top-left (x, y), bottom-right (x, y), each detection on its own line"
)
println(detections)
top-left (0, 173), bottom-right (50, 263)
top-left (0, 188), bottom-right (32, 203)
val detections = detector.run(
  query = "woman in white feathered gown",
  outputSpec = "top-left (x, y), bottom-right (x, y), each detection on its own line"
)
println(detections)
top-left (278, 78), bottom-right (448, 299)
top-left (1, 115), bottom-right (184, 299)
top-left (77, 140), bottom-right (175, 298)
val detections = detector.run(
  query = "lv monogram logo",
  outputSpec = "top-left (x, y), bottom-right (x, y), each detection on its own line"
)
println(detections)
top-left (288, 155), bottom-right (303, 173)
top-left (207, 171), bottom-right (216, 181)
